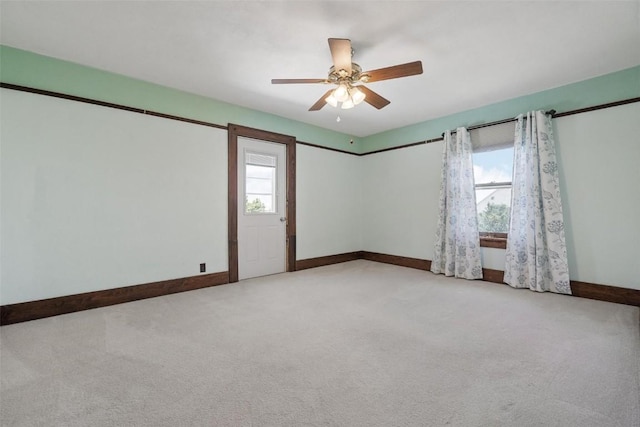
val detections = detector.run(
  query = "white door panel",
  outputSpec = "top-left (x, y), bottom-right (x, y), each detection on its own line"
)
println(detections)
top-left (246, 226), bottom-right (259, 262)
top-left (238, 137), bottom-right (286, 280)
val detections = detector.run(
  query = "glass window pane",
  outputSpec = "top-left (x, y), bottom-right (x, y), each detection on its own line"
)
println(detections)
top-left (473, 146), bottom-right (513, 185)
top-left (245, 153), bottom-right (276, 214)
top-left (476, 187), bottom-right (511, 233)
top-left (473, 146), bottom-right (513, 233)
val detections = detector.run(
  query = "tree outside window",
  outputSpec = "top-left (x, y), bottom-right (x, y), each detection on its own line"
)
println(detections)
top-left (478, 202), bottom-right (510, 233)
top-left (245, 196), bottom-right (266, 213)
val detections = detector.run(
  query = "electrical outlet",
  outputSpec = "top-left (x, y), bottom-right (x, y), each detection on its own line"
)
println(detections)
top-left (200, 263), bottom-right (206, 273)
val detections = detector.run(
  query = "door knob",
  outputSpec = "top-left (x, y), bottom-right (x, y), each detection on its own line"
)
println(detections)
top-left (280, 217), bottom-right (287, 222)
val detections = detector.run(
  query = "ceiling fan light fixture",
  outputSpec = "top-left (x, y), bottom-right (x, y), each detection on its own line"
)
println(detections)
top-left (351, 87), bottom-right (366, 105)
top-left (334, 84), bottom-right (349, 103)
top-left (325, 93), bottom-right (338, 108)
top-left (341, 98), bottom-right (355, 109)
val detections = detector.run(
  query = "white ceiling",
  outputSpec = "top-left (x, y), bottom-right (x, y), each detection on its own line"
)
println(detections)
top-left (1, 1), bottom-right (639, 137)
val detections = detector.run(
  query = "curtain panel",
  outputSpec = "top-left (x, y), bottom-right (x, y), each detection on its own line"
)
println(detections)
top-left (431, 128), bottom-right (483, 280)
top-left (504, 111), bottom-right (571, 294)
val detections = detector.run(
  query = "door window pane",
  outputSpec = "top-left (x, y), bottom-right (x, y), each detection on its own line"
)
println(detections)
top-left (245, 152), bottom-right (276, 214)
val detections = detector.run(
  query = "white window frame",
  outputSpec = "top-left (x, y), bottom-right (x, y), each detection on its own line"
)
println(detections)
top-left (470, 122), bottom-right (515, 248)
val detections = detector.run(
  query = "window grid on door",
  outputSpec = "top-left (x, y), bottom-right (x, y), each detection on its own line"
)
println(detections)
top-left (244, 151), bottom-right (277, 214)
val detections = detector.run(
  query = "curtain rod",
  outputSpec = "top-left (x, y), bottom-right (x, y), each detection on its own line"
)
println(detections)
top-left (444, 109), bottom-right (556, 136)
top-left (440, 96), bottom-right (640, 138)
top-left (363, 97), bottom-right (639, 156)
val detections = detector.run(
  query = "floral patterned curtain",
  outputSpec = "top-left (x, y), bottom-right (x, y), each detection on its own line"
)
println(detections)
top-left (504, 111), bottom-right (571, 294)
top-left (431, 128), bottom-right (483, 280)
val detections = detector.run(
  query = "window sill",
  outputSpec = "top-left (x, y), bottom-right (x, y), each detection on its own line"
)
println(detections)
top-left (479, 233), bottom-right (507, 249)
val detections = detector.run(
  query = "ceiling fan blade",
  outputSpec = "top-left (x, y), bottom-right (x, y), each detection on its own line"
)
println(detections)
top-left (358, 86), bottom-right (391, 109)
top-left (363, 61), bottom-right (423, 83)
top-left (309, 89), bottom-right (334, 111)
top-left (271, 78), bottom-right (326, 84)
top-left (328, 38), bottom-right (352, 75)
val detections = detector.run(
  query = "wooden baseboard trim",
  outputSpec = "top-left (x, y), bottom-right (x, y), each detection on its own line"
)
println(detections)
top-left (480, 269), bottom-right (640, 307)
top-left (0, 271), bottom-right (230, 325)
top-left (360, 251), bottom-right (432, 271)
top-left (359, 252), bottom-right (639, 307)
top-left (482, 268), bottom-right (506, 284)
top-left (570, 280), bottom-right (640, 307)
top-left (4, 253), bottom-right (638, 326)
top-left (295, 251), bottom-right (363, 271)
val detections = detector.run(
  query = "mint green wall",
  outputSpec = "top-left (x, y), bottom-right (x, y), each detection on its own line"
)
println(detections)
top-left (362, 66), bottom-right (640, 153)
top-left (2, 45), bottom-right (638, 154)
top-left (0, 45), bottom-right (362, 153)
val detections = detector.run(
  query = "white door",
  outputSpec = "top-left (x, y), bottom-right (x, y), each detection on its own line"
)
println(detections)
top-left (237, 137), bottom-right (287, 280)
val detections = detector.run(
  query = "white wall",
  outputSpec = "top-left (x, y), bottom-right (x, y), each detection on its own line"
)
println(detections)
top-left (3, 89), bottom-right (638, 306)
top-left (480, 248), bottom-right (507, 271)
top-left (555, 102), bottom-right (640, 289)
top-left (296, 144), bottom-right (362, 259)
top-left (361, 143), bottom-right (442, 260)
top-left (1, 89), bottom-right (228, 305)
top-left (0, 89), bottom-right (366, 305)
top-left (476, 103), bottom-right (640, 288)
top-left (360, 142), bottom-right (506, 270)
top-left (360, 103), bottom-right (640, 290)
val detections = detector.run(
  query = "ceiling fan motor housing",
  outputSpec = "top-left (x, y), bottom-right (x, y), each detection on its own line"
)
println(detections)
top-left (328, 63), bottom-right (370, 86)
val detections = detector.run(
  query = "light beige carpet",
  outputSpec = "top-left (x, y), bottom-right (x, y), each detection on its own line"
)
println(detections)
top-left (1, 260), bottom-right (639, 426)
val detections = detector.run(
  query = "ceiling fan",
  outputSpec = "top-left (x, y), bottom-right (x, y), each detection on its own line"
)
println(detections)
top-left (271, 38), bottom-right (423, 111)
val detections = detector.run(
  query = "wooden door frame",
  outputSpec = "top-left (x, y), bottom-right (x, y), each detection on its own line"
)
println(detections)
top-left (228, 124), bottom-right (296, 283)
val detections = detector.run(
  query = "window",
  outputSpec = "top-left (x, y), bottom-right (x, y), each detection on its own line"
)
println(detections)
top-left (473, 145), bottom-right (513, 248)
top-left (244, 151), bottom-right (277, 214)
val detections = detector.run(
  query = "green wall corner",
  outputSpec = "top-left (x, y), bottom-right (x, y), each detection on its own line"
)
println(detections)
top-left (0, 45), bottom-right (362, 153)
top-left (2, 45), bottom-right (638, 155)
top-left (360, 66), bottom-right (640, 153)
